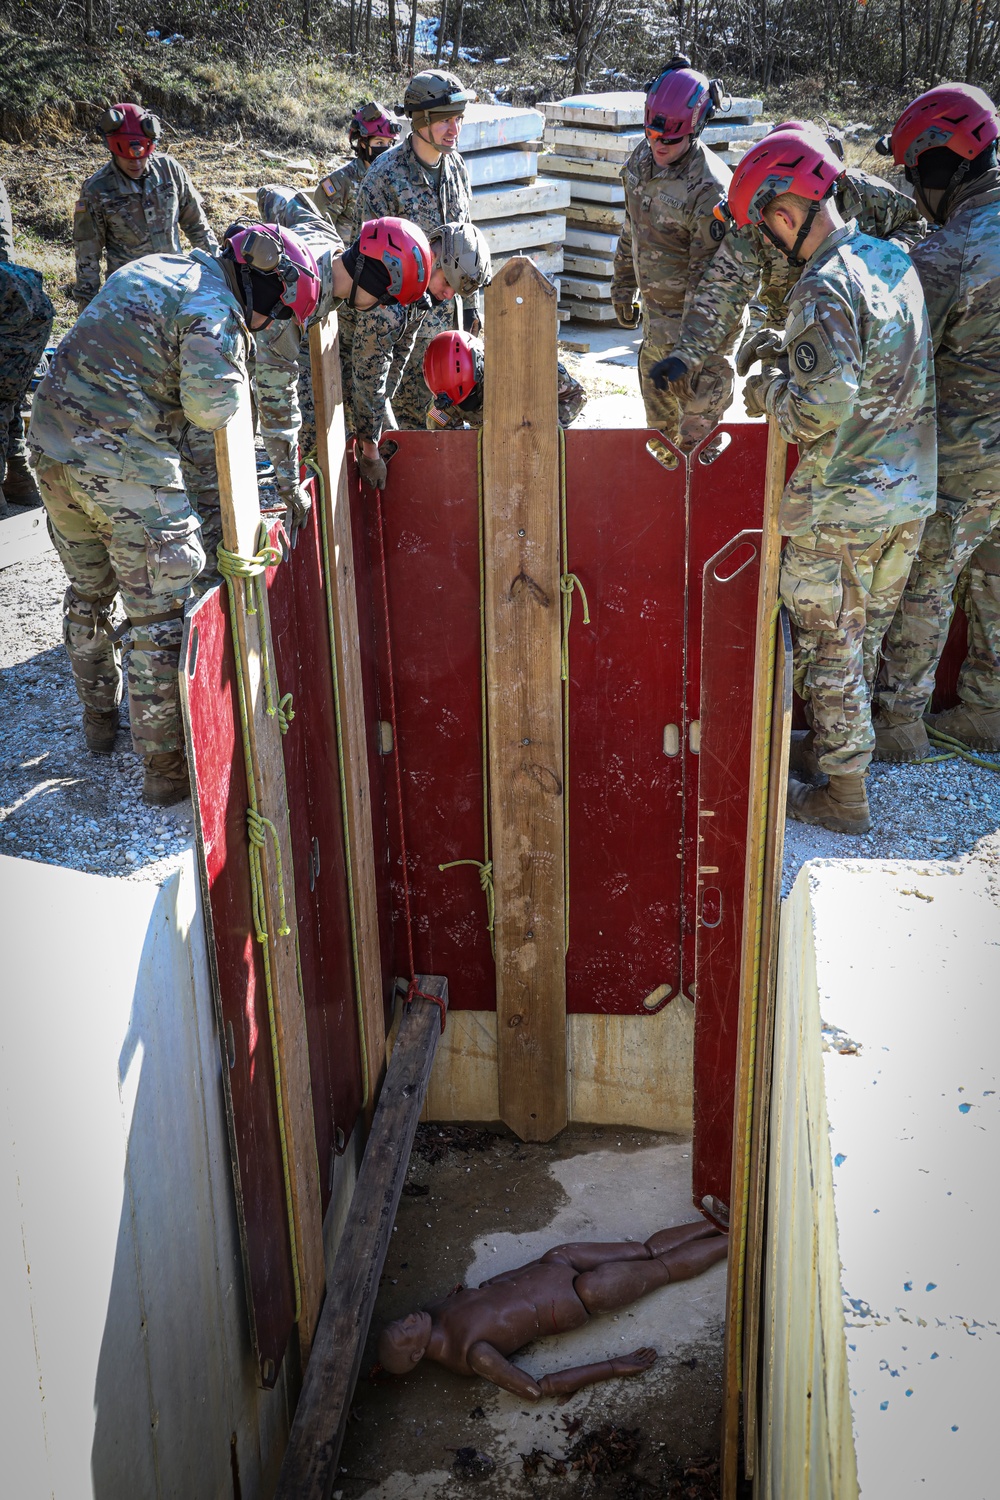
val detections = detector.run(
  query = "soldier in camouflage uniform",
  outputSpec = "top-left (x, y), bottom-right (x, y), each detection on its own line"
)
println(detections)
top-left (732, 129), bottom-right (936, 834)
top-left (423, 330), bottom-right (587, 429)
top-left (71, 102), bottom-right (218, 310)
top-left (872, 85), bottom-right (1000, 759)
top-left (609, 58), bottom-right (734, 450)
top-left (669, 127), bottom-right (925, 379)
top-left (310, 101), bottom-right (400, 242)
top-left (28, 225), bottom-right (320, 804)
top-left (0, 176), bottom-right (54, 513)
top-left (357, 69), bottom-right (474, 430)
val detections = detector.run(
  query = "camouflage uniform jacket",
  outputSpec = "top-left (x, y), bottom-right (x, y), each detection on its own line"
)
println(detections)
top-left (674, 167), bottom-right (926, 369)
top-left (435, 362), bottom-right (587, 429)
top-left (71, 154), bottom-right (219, 309)
top-left (610, 139), bottom-right (732, 320)
top-left (0, 177), bottom-right (13, 262)
top-left (909, 171), bottom-right (1000, 490)
top-left (351, 297), bottom-right (431, 441)
top-left (763, 224), bottom-right (937, 535)
top-left (357, 137), bottom-right (471, 236)
top-left (253, 185), bottom-right (346, 484)
top-left (311, 156), bottom-right (367, 243)
top-left (29, 249), bottom-right (250, 488)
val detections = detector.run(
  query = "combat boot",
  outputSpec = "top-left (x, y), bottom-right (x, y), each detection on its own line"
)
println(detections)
top-left (2, 454), bottom-right (43, 508)
top-left (787, 772), bottom-right (871, 835)
top-left (83, 707), bottom-right (120, 753)
top-left (788, 729), bottom-right (826, 785)
top-left (871, 703), bottom-right (929, 762)
top-left (927, 702), bottom-right (1000, 752)
top-left (142, 751), bottom-right (190, 806)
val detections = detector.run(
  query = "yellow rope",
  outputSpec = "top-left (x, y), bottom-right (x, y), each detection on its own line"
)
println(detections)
top-left (304, 458), bottom-right (371, 1108)
top-left (217, 539), bottom-right (295, 734)
top-left (220, 525), bottom-right (302, 1323)
top-left (438, 859), bottom-right (495, 942)
top-left (925, 723), bottom-right (1000, 773)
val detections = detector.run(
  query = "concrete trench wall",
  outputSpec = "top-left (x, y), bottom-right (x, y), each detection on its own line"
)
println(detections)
top-left (0, 848), bottom-right (361, 1500)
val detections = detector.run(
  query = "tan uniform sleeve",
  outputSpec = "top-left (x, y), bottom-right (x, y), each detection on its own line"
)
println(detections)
top-left (611, 204), bottom-right (637, 303)
top-left (765, 292), bottom-right (860, 444)
top-left (179, 308), bottom-right (249, 431)
top-left (71, 186), bottom-right (105, 309)
top-left (175, 162), bottom-right (219, 254)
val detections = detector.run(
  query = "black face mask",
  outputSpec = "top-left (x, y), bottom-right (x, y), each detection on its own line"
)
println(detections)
top-left (906, 143), bottom-right (996, 224)
top-left (342, 242), bottom-right (398, 308)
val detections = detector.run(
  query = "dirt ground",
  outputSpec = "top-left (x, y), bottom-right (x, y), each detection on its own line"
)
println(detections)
top-left (338, 1125), bottom-right (726, 1500)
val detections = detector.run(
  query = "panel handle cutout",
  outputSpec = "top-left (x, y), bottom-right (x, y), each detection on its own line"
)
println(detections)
top-left (186, 624), bottom-right (199, 677)
top-left (713, 539), bottom-right (758, 582)
top-left (689, 720), bottom-right (701, 754)
top-left (700, 887), bottom-right (722, 928)
top-left (663, 723), bottom-right (680, 756)
top-left (378, 720), bottom-right (394, 754)
top-left (697, 430), bottom-right (733, 465)
top-left (645, 437), bottom-right (680, 471)
top-left (642, 984), bottom-right (673, 1013)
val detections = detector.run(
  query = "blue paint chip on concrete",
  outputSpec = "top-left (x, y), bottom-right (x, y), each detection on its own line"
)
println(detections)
top-left (904, 1281), bottom-right (912, 1290)
top-left (931, 1352), bottom-right (939, 1359)
top-left (952, 1425), bottom-right (959, 1432)
top-left (926, 1282), bottom-right (937, 1291)
top-left (959, 1103), bottom-right (972, 1114)
top-left (880, 1401), bottom-right (889, 1411)
top-left (834, 1152), bottom-right (847, 1166)
top-left (906, 1389), bottom-right (913, 1397)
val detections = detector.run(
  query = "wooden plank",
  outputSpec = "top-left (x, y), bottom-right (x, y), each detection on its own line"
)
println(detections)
top-left (558, 297), bottom-right (618, 322)
top-left (478, 211), bottom-right (566, 255)
top-left (470, 177), bottom-right (570, 222)
top-left (458, 102), bottom-right (544, 152)
top-left (215, 390), bottom-right (326, 1360)
top-left (465, 146), bottom-right (537, 187)
top-left (540, 94), bottom-right (763, 129)
top-left (0, 506), bottom-right (53, 570)
top-left (544, 153), bottom-right (624, 181)
top-left (272, 978), bottom-right (450, 1500)
top-left (566, 201), bottom-right (626, 230)
top-left (309, 312), bottom-right (387, 1110)
top-left (564, 250), bottom-right (614, 276)
top-left (493, 243), bottom-right (564, 275)
top-left (559, 271), bottom-right (612, 300)
top-left (720, 421), bottom-right (788, 1500)
top-left (482, 259), bottom-right (567, 1143)
top-left (565, 225), bottom-right (619, 254)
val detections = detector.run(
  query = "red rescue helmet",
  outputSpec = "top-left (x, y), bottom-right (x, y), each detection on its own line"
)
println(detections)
top-left (422, 330), bottom-right (483, 407)
top-left (645, 56), bottom-right (723, 141)
top-left (225, 223), bottom-right (322, 327)
top-left (99, 102), bottom-right (161, 159)
top-left (349, 100), bottom-right (401, 157)
top-left (357, 217), bottom-right (432, 305)
top-left (728, 128), bottom-right (842, 228)
top-left (888, 82), bottom-right (1000, 167)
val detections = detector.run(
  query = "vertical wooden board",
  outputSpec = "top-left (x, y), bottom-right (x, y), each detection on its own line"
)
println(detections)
top-left (359, 431), bottom-right (496, 1009)
top-left (266, 511), bottom-right (364, 1210)
top-left (310, 314), bottom-right (387, 1102)
top-left (180, 587), bottom-right (297, 1384)
top-left (562, 430), bottom-right (687, 1013)
top-left (482, 259), bottom-right (567, 1142)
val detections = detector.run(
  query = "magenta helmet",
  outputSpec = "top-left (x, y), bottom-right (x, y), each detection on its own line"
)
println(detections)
top-left (645, 57), bottom-right (720, 140)
top-left (225, 222), bottom-right (321, 326)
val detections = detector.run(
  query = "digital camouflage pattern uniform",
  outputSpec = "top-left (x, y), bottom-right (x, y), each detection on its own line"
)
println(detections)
top-left (430, 361), bottom-right (587, 429)
top-left (758, 226), bottom-right (937, 774)
top-left (876, 171), bottom-right (1000, 719)
top-left (352, 298), bottom-right (431, 441)
top-left (310, 157), bottom-right (367, 243)
top-left (611, 137), bottom-right (733, 448)
top-left (356, 136), bottom-right (471, 428)
top-left (0, 177), bottom-right (54, 510)
top-left (673, 167), bottom-right (926, 369)
top-left (71, 153), bottom-right (219, 309)
top-left (28, 250), bottom-right (250, 756)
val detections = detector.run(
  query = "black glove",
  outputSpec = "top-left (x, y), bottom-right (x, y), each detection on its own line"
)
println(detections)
top-left (650, 355), bottom-right (689, 391)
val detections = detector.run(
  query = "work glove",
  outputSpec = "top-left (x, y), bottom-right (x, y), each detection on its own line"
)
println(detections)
top-left (649, 355), bottom-right (689, 392)
top-left (357, 445), bottom-right (388, 491)
top-left (743, 367), bottom-right (782, 419)
top-left (736, 326), bottom-right (784, 378)
top-left (279, 479), bottom-right (313, 532)
top-left (614, 297), bottom-right (641, 330)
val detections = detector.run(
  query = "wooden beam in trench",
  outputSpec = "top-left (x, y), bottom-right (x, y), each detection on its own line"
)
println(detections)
top-left (309, 310), bottom-right (388, 1109)
top-left (215, 389), bottom-right (326, 1361)
top-left (273, 977), bottom-right (450, 1500)
top-left (482, 258), bottom-right (567, 1144)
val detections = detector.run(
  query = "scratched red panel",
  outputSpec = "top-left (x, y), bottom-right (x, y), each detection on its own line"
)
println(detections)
top-left (358, 431), bottom-right (496, 1010)
top-left (690, 530), bottom-right (761, 1212)
top-left (563, 430), bottom-right (687, 1014)
top-left (181, 584), bottom-right (296, 1387)
top-left (267, 503), bottom-right (363, 1206)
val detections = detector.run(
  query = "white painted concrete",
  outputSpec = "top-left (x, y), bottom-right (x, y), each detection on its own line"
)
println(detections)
top-left (763, 858), bottom-right (1000, 1500)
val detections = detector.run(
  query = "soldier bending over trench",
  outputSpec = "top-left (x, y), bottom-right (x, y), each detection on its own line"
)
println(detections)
top-left (378, 1219), bottom-right (727, 1399)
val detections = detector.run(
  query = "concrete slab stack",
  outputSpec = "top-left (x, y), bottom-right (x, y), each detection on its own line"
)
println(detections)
top-left (538, 93), bottom-right (767, 322)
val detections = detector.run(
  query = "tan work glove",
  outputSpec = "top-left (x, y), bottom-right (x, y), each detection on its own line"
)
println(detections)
top-left (357, 444), bottom-right (388, 491)
top-left (736, 326), bottom-right (784, 378)
top-left (614, 296), bottom-right (641, 330)
top-left (743, 367), bottom-right (782, 419)
top-left (279, 479), bottom-right (313, 532)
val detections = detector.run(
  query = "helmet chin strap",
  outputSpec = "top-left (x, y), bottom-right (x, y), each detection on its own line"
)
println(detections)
top-left (760, 196), bottom-right (823, 268)
top-left (912, 158), bottom-right (970, 225)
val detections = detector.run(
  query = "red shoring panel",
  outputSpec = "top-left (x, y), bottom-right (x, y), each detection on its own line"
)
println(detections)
top-left (182, 582), bottom-right (296, 1386)
top-left (562, 430), bottom-right (688, 1014)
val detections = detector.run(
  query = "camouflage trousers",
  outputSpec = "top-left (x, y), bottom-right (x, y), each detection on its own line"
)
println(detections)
top-left (781, 520), bottom-right (925, 775)
top-left (390, 297), bottom-right (459, 430)
top-left (0, 262), bottom-right (53, 478)
top-left (876, 489), bottom-right (1000, 717)
top-left (638, 314), bottom-right (734, 452)
top-left (435, 360), bottom-right (587, 430)
top-left (34, 455), bottom-right (206, 757)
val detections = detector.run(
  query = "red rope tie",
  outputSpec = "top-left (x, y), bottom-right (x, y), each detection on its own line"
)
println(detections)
top-left (372, 478), bottom-right (446, 1035)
